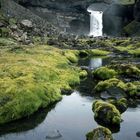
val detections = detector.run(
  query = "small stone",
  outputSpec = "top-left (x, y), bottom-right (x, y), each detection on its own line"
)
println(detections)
top-left (46, 130), bottom-right (62, 139)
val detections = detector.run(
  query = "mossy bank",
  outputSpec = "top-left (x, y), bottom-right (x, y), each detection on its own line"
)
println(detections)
top-left (0, 43), bottom-right (81, 124)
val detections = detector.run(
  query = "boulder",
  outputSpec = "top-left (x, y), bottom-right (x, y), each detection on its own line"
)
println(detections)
top-left (92, 67), bottom-right (117, 80)
top-left (86, 126), bottom-right (113, 140)
top-left (92, 100), bottom-right (121, 125)
top-left (107, 98), bottom-right (128, 113)
top-left (20, 19), bottom-right (33, 28)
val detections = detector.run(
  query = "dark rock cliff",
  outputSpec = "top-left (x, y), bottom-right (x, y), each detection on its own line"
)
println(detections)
top-left (1, 0), bottom-right (140, 36)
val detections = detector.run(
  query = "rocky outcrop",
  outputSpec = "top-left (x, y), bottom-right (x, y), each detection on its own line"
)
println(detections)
top-left (1, 0), bottom-right (140, 36)
top-left (1, 0), bottom-right (59, 37)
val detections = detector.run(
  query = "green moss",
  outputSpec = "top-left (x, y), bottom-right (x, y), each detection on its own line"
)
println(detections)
top-left (112, 64), bottom-right (140, 77)
top-left (64, 50), bottom-right (79, 63)
top-left (93, 100), bottom-right (121, 125)
top-left (123, 20), bottom-right (140, 36)
top-left (108, 98), bottom-right (128, 113)
top-left (0, 27), bottom-right (10, 37)
top-left (125, 82), bottom-right (138, 96)
top-left (128, 49), bottom-right (140, 57)
top-left (9, 18), bottom-right (17, 25)
top-left (93, 67), bottom-right (117, 80)
top-left (88, 49), bottom-right (110, 56)
top-left (0, 45), bottom-right (80, 124)
top-left (115, 45), bottom-right (133, 52)
top-left (79, 70), bottom-right (88, 78)
top-left (94, 78), bottom-right (126, 92)
top-left (94, 77), bottom-right (140, 97)
top-left (0, 38), bottom-right (17, 47)
top-left (86, 127), bottom-right (113, 140)
top-left (96, 40), bottom-right (113, 48)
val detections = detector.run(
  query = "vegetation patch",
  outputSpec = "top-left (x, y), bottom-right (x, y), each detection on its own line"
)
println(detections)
top-left (88, 49), bottom-right (110, 56)
top-left (92, 100), bottom-right (121, 125)
top-left (64, 50), bottom-right (79, 63)
top-left (86, 126), bottom-right (113, 140)
top-left (92, 67), bottom-right (117, 80)
top-left (107, 98), bottom-right (128, 113)
top-left (0, 45), bottom-right (81, 124)
top-left (94, 78), bottom-right (126, 93)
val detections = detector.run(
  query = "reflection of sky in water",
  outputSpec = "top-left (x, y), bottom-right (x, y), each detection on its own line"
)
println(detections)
top-left (0, 92), bottom-right (95, 140)
top-left (89, 58), bottom-right (102, 70)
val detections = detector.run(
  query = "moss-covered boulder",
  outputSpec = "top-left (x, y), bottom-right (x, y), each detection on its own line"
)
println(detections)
top-left (79, 70), bottom-right (88, 79)
top-left (86, 126), bottom-right (113, 140)
top-left (94, 78), bottom-right (140, 98)
top-left (92, 67), bottom-right (117, 80)
top-left (93, 100), bottom-right (121, 125)
top-left (112, 64), bottom-right (140, 79)
top-left (107, 98), bottom-right (128, 113)
top-left (94, 78), bottom-right (126, 93)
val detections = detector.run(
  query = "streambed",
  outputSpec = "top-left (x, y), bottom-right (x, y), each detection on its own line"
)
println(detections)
top-left (0, 56), bottom-right (140, 140)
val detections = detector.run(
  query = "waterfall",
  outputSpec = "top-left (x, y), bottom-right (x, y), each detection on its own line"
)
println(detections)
top-left (88, 10), bottom-right (103, 36)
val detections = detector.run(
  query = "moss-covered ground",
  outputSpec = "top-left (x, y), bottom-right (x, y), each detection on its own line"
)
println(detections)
top-left (0, 42), bottom-right (81, 124)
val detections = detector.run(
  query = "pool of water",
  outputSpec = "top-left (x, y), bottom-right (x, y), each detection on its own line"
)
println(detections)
top-left (0, 91), bottom-right (140, 140)
top-left (0, 56), bottom-right (140, 140)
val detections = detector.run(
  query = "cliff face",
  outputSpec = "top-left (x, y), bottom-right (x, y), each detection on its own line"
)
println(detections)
top-left (1, 0), bottom-right (140, 36)
top-left (15, 0), bottom-right (96, 12)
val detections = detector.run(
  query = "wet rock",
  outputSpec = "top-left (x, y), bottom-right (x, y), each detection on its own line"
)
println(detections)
top-left (106, 87), bottom-right (126, 99)
top-left (86, 126), bottom-right (113, 140)
top-left (93, 100), bottom-right (121, 125)
top-left (94, 78), bottom-right (126, 93)
top-left (80, 66), bottom-right (89, 71)
top-left (10, 24), bottom-right (18, 30)
top-left (111, 64), bottom-right (140, 81)
top-left (0, 22), bottom-right (5, 27)
top-left (46, 130), bottom-right (62, 140)
top-left (136, 131), bottom-right (140, 137)
top-left (107, 98), bottom-right (128, 113)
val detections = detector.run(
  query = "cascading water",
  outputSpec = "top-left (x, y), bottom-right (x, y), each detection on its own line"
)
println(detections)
top-left (88, 10), bottom-right (103, 36)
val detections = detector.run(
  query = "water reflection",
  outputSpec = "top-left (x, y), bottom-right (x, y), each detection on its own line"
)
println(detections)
top-left (0, 104), bottom-right (57, 137)
top-left (0, 92), bottom-right (95, 140)
top-left (89, 58), bottom-right (102, 70)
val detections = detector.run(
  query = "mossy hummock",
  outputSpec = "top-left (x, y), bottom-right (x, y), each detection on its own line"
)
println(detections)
top-left (86, 126), bottom-right (113, 140)
top-left (92, 67), bottom-right (117, 80)
top-left (92, 100), bottom-right (121, 125)
top-left (0, 45), bottom-right (81, 124)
